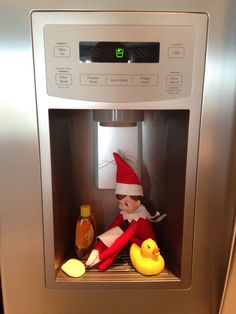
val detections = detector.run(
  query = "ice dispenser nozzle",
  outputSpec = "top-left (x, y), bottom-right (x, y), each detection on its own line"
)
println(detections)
top-left (93, 109), bottom-right (144, 127)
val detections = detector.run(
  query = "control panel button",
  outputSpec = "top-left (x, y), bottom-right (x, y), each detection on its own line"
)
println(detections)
top-left (133, 75), bottom-right (158, 86)
top-left (168, 47), bottom-right (185, 59)
top-left (166, 74), bottom-right (183, 86)
top-left (80, 74), bottom-right (106, 85)
top-left (107, 75), bottom-right (132, 85)
top-left (56, 74), bottom-right (72, 85)
top-left (54, 46), bottom-right (71, 58)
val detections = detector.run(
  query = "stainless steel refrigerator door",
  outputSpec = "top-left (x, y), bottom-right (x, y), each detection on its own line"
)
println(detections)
top-left (0, 1), bottom-right (236, 314)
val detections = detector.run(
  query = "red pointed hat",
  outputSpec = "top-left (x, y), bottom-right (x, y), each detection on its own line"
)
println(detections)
top-left (113, 152), bottom-right (143, 196)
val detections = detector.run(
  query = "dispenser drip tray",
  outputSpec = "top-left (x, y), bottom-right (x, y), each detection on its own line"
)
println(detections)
top-left (56, 247), bottom-right (175, 283)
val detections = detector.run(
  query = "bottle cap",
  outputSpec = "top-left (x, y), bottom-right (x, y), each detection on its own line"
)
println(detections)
top-left (80, 204), bottom-right (91, 217)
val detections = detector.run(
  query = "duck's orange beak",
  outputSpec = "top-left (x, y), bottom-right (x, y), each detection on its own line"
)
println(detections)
top-left (152, 247), bottom-right (160, 256)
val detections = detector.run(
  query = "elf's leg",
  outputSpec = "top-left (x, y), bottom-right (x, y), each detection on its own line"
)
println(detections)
top-left (98, 250), bottom-right (120, 271)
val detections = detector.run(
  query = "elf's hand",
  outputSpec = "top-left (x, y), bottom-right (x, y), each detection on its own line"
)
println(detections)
top-left (86, 249), bottom-right (100, 267)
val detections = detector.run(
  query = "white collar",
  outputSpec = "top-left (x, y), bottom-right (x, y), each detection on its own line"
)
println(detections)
top-left (121, 204), bottom-right (151, 222)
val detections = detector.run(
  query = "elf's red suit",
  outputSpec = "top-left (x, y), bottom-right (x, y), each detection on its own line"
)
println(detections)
top-left (91, 206), bottom-right (156, 270)
top-left (86, 152), bottom-right (157, 270)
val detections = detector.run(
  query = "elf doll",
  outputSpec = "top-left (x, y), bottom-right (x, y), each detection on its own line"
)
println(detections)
top-left (86, 152), bottom-right (157, 271)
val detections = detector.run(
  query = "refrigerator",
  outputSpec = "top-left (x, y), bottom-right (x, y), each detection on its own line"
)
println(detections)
top-left (0, 1), bottom-right (235, 314)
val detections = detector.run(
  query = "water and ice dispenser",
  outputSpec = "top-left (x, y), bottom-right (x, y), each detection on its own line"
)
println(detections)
top-left (31, 11), bottom-right (208, 289)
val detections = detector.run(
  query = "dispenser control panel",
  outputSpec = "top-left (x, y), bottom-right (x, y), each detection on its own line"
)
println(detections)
top-left (44, 24), bottom-right (195, 102)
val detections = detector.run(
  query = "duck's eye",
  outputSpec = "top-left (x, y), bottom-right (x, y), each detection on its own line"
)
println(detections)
top-left (147, 244), bottom-right (150, 249)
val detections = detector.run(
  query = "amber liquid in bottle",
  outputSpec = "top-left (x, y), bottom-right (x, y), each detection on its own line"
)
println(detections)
top-left (75, 204), bottom-right (96, 259)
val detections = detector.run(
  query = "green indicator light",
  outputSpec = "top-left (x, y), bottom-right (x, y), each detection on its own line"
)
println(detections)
top-left (115, 47), bottom-right (125, 59)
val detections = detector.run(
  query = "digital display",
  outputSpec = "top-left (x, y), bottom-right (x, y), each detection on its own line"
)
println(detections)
top-left (79, 41), bottom-right (160, 63)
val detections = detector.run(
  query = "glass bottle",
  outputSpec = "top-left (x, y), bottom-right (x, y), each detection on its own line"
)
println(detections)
top-left (75, 204), bottom-right (96, 259)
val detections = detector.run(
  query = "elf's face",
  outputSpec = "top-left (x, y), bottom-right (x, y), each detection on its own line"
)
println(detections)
top-left (118, 195), bottom-right (140, 214)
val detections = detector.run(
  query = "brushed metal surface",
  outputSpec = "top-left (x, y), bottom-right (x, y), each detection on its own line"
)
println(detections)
top-left (0, 2), bottom-right (236, 314)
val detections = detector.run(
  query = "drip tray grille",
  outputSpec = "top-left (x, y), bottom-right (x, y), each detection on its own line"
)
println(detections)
top-left (56, 247), bottom-right (178, 283)
top-left (85, 247), bottom-right (135, 272)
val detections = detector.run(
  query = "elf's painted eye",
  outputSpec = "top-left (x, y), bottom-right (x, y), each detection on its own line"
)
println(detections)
top-left (125, 202), bottom-right (129, 207)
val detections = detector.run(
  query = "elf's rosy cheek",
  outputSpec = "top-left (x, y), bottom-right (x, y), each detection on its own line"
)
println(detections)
top-left (118, 203), bottom-right (124, 210)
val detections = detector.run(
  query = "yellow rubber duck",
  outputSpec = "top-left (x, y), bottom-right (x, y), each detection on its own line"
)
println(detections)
top-left (130, 238), bottom-right (165, 276)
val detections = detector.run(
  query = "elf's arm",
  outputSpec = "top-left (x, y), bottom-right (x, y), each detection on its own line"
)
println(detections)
top-left (91, 213), bottom-right (124, 253)
top-left (99, 219), bottom-right (141, 261)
